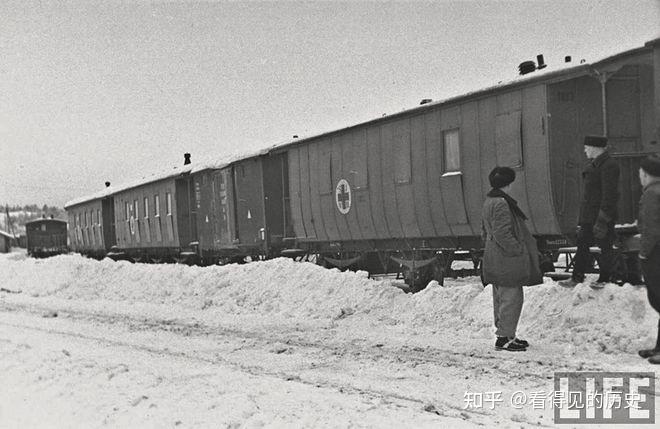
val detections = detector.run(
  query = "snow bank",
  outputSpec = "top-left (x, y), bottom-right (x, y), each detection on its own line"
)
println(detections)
top-left (0, 252), bottom-right (656, 354)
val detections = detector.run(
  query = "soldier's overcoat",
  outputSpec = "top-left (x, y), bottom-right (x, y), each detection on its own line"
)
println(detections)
top-left (578, 151), bottom-right (620, 224)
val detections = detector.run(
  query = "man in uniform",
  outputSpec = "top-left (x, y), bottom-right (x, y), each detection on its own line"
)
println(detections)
top-left (560, 135), bottom-right (620, 288)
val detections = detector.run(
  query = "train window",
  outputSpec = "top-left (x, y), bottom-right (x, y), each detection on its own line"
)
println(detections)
top-left (443, 129), bottom-right (461, 173)
top-left (353, 132), bottom-right (368, 189)
top-left (125, 202), bottom-right (130, 220)
top-left (495, 110), bottom-right (523, 167)
top-left (134, 200), bottom-right (139, 218)
top-left (195, 181), bottom-right (201, 209)
top-left (144, 197), bottom-right (149, 218)
top-left (84, 211), bottom-right (87, 227)
top-left (393, 124), bottom-right (412, 184)
top-left (319, 146), bottom-right (332, 194)
top-left (166, 192), bottom-right (172, 215)
top-left (154, 195), bottom-right (160, 217)
top-left (97, 209), bottom-right (100, 225)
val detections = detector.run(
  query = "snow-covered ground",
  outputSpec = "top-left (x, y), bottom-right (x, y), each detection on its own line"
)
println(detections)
top-left (0, 250), bottom-right (658, 428)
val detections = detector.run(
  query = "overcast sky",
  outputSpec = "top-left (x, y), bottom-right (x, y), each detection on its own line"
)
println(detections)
top-left (1, 0), bottom-right (658, 207)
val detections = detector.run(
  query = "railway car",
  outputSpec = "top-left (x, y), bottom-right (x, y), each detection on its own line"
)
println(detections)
top-left (273, 38), bottom-right (660, 288)
top-left (110, 152), bottom-right (291, 264)
top-left (25, 218), bottom-right (68, 258)
top-left (65, 152), bottom-right (291, 264)
top-left (104, 156), bottom-right (225, 263)
top-left (227, 151), bottom-right (292, 260)
top-left (65, 183), bottom-right (117, 259)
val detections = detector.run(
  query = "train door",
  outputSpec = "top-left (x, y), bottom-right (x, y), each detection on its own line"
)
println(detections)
top-left (175, 177), bottom-right (198, 248)
top-left (547, 76), bottom-right (601, 233)
top-left (262, 153), bottom-right (287, 252)
top-left (606, 65), bottom-right (647, 223)
top-left (210, 170), bottom-right (233, 246)
top-left (101, 197), bottom-right (116, 251)
top-left (233, 159), bottom-right (265, 248)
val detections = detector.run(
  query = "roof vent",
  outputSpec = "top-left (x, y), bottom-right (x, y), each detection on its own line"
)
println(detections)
top-left (536, 54), bottom-right (546, 70)
top-left (564, 55), bottom-right (572, 63)
top-left (105, 181), bottom-right (111, 187)
top-left (420, 99), bottom-right (433, 105)
top-left (293, 135), bottom-right (298, 139)
top-left (184, 153), bottom-right (191, 165)
top-left (518, 60), bottom-right (536, 75)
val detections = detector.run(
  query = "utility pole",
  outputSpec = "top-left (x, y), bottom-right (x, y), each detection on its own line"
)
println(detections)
top-left (5, 204), bottom-right (14, 237)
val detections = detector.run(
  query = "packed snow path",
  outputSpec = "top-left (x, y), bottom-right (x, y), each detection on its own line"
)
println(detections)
top-left (1, 251), bottom-right (659, 428)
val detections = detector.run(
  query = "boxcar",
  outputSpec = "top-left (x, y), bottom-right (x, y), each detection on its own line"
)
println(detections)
top-left (103, 160), bottom-right (226, 263)
top-left (64, 153), bottom-right (291, 264)
top-left (65, 186), bottom-right (116, 259)
top-left (227, 152), bottom-right (292, 259)
top-left (25, 218), bottom-right (68, 257)
top-left (181, 152), bottom-right (290, 263)
top-left (273, 38), bottom-right (660, 286)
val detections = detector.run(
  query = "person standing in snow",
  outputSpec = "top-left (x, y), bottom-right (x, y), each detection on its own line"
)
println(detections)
top-left (560, 136), bottom-right (620, 288)
top-left (636, 154), bottom-right (660, 364)
top-left (482, 167), bottom-right (543, 352)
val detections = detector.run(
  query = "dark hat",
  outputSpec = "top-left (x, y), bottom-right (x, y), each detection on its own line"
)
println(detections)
top-left (584, 135), bottom-right (608, 147)
top-left (489, 166), bottom-right (516, 189)
top-left (640, 154), bottom-right (660, 177)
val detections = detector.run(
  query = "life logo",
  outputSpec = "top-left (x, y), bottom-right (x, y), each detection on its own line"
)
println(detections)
top-left (553, 371), bottom-right (655, 424)
top-left (335, 179), bottom-right (351, 215)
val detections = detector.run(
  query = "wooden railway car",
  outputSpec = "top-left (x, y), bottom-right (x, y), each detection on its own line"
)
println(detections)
top-left (26, 218), bottom-right (68, 258)
top-left (65, 185), bottom-right (116, 259)
top-left (64, 152), bottom-right (291, 264)
top-left (180, 152), bottom-right (290, 263)
top-left (106, 156), bottom-right (279, 263)
top-left (274, 38), bottom-right (660, 288)
top-left (105, 159), bottom-right (232, 263)
top-left (228, 152), bottom-right (292, 260)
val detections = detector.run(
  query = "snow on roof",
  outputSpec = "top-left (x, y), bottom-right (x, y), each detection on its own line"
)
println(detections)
top-left (64, 150), bottom-right (261, 209)
top-left (25, 218), bottom-right (67, 225)
top-left (269, 39), bottom-right (655, 152)
top-left (0, 230), bottom-right (14, 239)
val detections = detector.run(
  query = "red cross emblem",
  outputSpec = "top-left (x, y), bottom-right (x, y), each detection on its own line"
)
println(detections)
top-left (335, 179), bottom-right (351, 214)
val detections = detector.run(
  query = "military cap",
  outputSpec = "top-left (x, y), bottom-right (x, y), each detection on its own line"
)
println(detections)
top-left (640, 154), bottom-right (660, 177)
top-left (584, 135), bottom-right (608, 147)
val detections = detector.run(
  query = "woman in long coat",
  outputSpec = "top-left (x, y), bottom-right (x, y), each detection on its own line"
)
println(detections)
top-left (482, 167), bottom-right (543, 351)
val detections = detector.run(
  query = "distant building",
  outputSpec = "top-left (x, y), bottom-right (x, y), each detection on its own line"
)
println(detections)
top-left (0, 230), bottom-right (12, 253)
